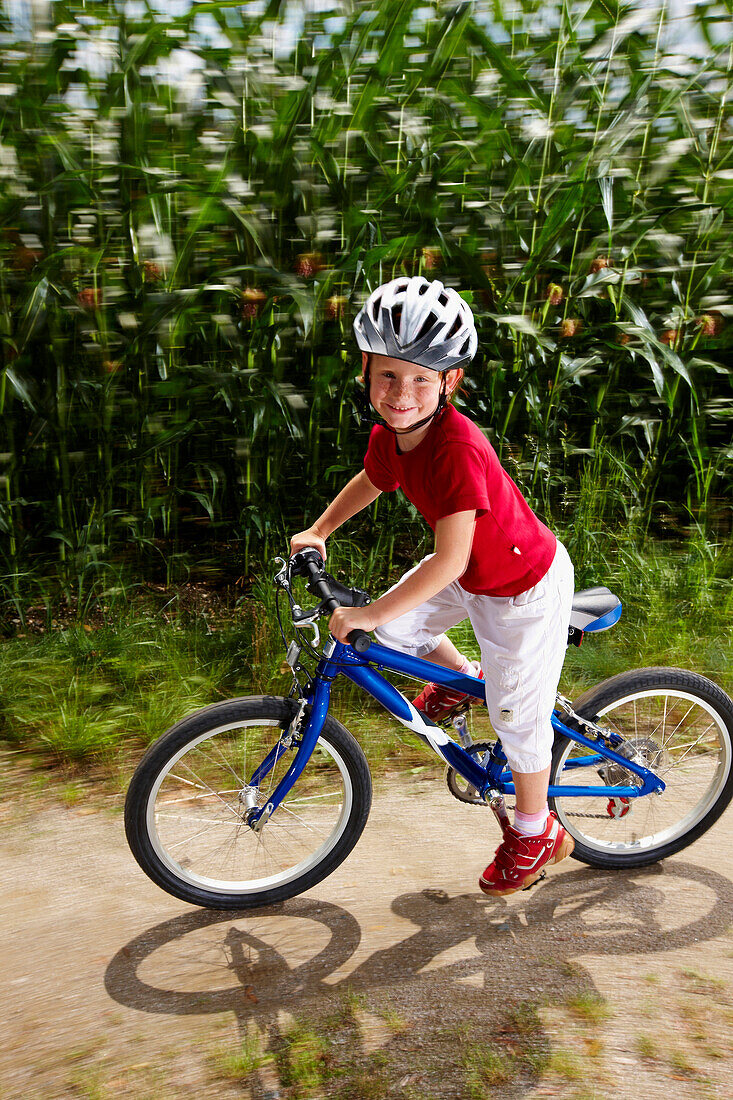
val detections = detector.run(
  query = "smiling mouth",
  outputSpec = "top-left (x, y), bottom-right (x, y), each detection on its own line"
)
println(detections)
top-left (386, 405), bottom-right (417, 413)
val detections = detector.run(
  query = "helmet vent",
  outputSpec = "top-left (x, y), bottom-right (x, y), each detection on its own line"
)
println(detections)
top-left (459, 337), bottom-right (470, 356)
top-left (391, 304), bottom-right (403, 333)
top-left (418, 283), bottom-right (428, 295)
top-left (438, 292), bottom-right (449, 306)
top-left (371, 296), bottom-right (382, 322)
top-left (417, 311), bottom-right (438, 341)
top-left (448, 315), bottom-right (462, 338)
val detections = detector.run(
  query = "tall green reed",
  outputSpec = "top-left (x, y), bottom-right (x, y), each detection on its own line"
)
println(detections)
top-left (0, 0), bottom-right (730, 610)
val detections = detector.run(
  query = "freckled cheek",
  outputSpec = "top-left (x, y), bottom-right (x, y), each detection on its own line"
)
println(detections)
top-left (375, 385), bottom-right (411, 405)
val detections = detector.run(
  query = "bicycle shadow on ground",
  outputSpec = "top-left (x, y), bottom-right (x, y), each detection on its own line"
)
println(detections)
top-left (105, 861), bottom-right (733, 1095)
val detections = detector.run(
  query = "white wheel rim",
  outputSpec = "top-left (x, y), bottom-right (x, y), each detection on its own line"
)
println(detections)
top-left (554, 688), bottom-right (731, 855)
top-left (146, 718), bottom-right (354, 895)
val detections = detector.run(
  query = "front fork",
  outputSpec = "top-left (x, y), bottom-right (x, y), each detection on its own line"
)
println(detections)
top-left (245, 679), bottom-right (332, 831)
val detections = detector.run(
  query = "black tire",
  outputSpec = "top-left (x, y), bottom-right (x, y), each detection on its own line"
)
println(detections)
top-left (549, 667), bottom-right (733, 868)
top-left (125, 695), bottom-right (372, 909)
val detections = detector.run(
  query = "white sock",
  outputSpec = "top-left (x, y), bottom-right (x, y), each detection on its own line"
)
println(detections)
top-left (514, 806), bottom-right (549, 837)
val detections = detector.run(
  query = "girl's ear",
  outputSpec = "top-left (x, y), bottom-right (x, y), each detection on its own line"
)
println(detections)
top-left (360, 351), bottom-right (370, 382)
top-left (445, 367), bottom-right (464, 397)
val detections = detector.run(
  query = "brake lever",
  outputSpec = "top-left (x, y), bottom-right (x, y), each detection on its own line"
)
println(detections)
top-left (290, 605), bottom-right (322, 650)
top-left (273, 556), bottom-right (290, 590)
top-left (291, 604), bottom-right (320, 623)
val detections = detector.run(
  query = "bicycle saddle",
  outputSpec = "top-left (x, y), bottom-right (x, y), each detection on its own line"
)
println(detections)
top-left (570, 586), bottom-right (622, 632)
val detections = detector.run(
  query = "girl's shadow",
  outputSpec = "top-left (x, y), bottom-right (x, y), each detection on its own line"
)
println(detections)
top-left (105, 861), bottom-right (733, 1096)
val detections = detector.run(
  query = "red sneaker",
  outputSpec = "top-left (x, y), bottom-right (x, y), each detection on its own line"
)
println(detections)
top-left (478, 812), bottom-right (574, 896)
top-left (412, 662), bottom-right (483, 722)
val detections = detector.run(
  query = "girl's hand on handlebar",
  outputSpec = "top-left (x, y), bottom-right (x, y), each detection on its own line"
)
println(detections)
top-left (329, 604), bottom-right (377, 644)
top-left (290, 527), bottom-right (327, 561)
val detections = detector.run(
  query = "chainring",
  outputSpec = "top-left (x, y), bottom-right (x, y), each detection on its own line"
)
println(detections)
top-left (445, 741), bottom-right (496, 806)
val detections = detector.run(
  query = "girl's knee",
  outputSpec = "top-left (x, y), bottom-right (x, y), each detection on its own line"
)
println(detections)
top-left (373, 623), bottom-right (443, 658)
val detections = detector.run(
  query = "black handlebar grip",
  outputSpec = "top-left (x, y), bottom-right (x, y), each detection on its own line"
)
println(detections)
top-left (292, 549), bottom-right (371, 650)
top-left (348, 629), bottom-right (372, 654)
top-left (293, 546), bottom-right (325, 568)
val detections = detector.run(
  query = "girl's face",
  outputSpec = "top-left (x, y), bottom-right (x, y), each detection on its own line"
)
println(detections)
top-left (364, 353), bottom-right (461, 434)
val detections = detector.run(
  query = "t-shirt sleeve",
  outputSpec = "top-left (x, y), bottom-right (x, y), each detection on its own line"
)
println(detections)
top-left (364, 426), bottom-right (400, 492)
top-left (430, 440), bottom-right (491, 520)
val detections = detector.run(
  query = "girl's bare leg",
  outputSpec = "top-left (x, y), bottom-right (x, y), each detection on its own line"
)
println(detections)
top-left (419, 639), bottom-right (550, 815)
top-left (512, 766), bottom-right (551, 815)
top-left (420, 635), bottom-right (470, 671)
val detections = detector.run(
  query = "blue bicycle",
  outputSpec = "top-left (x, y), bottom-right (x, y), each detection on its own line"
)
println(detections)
top-left (125, 549), bottom-right (733, 909)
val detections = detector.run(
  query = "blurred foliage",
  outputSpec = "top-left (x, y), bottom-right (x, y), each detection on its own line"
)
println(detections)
top-left (0, 0), bottom-right (731, 610)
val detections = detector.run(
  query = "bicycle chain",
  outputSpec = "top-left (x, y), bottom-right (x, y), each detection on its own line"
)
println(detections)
top-left (444, 697), bottom-right (633, 821)
top-left (562, 812), bottom-right (621, 820)
top-left (450, 797), bottom-right (616, 821)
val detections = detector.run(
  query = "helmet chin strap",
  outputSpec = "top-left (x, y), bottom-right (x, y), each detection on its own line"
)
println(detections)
top-left (357, 363), bottom-right (448, 436)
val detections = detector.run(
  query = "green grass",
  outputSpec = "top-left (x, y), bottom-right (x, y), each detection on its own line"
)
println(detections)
top-left (65, 1067), bottom-right (110, 1100)
top-left (458, 1004), bottom-right (549, 1096)
top-left (209, 1034), bottom-right (272, 1080)
top-left (636, 1033), bottom-right (659, 1059)
top-left (60, 781), bottom-right (85, 807)
top-left (463, 1044), bottom-right (515, 1093)
top-left (0, 602), bottom-right (249, 763)
top-left (668, 1048), bottom-right (697, 1075)
top-left (378, 1002), bottom-right (410, 1035)
top-left (678, 968), bottom-right (726, 996)
top-left (546, 1048), bottom-right (586, 1081)
top-left (503, 1000), bottom-right (545, 1040)
top-left (563, 992), bottom-right (612, 1025)
top-left (276, 1023), bottom-right (334, 1096)
top-left (0, 535), bottom-right (730, 767)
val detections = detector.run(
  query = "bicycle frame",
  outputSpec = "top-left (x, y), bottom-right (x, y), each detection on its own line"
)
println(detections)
top-left (248, 636), bottom-right (666, 829)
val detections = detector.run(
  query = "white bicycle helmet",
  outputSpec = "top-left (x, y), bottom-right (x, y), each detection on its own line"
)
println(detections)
top-left (353, 276), bottom-right (477, 371)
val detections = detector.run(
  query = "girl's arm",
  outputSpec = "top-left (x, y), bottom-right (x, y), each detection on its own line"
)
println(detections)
top-left (290, 469), bottom-right (382, 559)
top-left (329, 509), bottom-right (477, 640)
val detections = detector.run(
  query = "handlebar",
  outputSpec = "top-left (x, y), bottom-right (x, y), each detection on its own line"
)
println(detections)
top-left (348, 630), bottom-right (373, 654)
top-left (289, 547), bottom-right (372, 653)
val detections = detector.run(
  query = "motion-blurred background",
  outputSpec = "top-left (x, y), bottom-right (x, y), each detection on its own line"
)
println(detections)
top-left (0, 0), bottom-right (731, 759)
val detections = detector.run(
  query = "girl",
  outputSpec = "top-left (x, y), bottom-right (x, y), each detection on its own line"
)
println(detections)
top-left (290, 276), bottom-right (575, 895)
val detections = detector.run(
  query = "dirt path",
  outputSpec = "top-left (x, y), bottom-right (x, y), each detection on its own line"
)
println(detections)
top-left (2, 770), bottom-right (733, 1100)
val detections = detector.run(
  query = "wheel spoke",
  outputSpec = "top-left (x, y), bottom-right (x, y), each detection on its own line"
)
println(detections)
top-left (202, 736), bottom-right (247, 788)
top-left (550, 678), bottom-right (733, 864)
top-left (156, 813), bottom-right (244, 829)
top-left (276, 805), bottom-right (332, 840)
top-left (173, 760), bottom-right (242, 820)
top-left (158, 789), bottom-right (240, 805)
top-left (659, 703), bottom-right (697, 749)
top-left (135, 708), bottom-right (362, 901)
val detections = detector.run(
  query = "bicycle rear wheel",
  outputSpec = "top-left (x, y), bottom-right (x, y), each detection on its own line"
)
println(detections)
top-left (125, 696), bottom-right (372, 909)
top-left (549, 668), bottom-right (733, 868)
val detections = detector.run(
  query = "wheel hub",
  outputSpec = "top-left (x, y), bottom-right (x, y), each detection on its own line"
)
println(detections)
top-left (239, 784), bottom-right (260, 811)
top-left (598, 736), bottom-right (666, 788)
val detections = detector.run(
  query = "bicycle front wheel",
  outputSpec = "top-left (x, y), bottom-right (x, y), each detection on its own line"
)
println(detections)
top-left (549, 668), bottom-right (733, 868)
top-left (125, 696), bottom-right (372, 909)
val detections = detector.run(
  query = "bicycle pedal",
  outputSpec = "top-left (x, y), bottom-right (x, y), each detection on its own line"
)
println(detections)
top-left (433, 701), bottom-right (469, 724)
top-left (522, 870), bottom-right (547, 891)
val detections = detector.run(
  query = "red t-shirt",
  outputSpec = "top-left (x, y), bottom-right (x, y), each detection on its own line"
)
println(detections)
top-left (364, 405), bottom-right (557, 597)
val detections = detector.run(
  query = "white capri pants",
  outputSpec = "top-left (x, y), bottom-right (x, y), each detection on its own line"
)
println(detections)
top-left (373, 541), bottom-right (574, 773)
